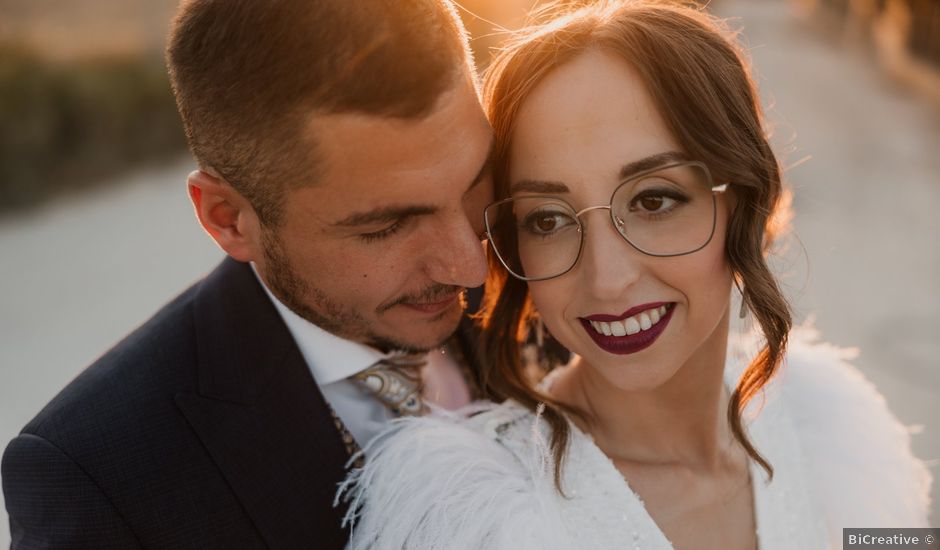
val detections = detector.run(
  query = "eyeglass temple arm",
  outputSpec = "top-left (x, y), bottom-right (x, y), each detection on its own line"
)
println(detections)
top-left (712, 183), bottom-right (730, 193)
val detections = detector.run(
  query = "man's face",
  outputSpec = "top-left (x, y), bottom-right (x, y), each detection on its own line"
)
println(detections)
top-left (255, 75), bottom-right (493, 352)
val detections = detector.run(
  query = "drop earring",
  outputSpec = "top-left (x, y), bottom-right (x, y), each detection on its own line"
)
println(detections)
top-left (522, 316), bottom-right (571, 374)
top-left (734, 279), bottom-right (747, 319)
top-left (738, 284), bottom-right (748, 319)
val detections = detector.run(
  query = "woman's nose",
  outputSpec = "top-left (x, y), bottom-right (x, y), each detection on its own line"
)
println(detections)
top-left (576, 210), bottom-right (643, 299)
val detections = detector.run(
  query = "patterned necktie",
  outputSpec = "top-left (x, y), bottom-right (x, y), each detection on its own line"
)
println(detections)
top-left (351, 352), bottom-right (428, 416)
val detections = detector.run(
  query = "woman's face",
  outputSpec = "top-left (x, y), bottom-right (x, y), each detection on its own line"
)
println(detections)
top-left (507, 49), bottom-right (734, 391)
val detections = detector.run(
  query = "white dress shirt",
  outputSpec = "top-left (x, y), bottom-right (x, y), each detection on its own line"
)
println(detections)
top-left (251, 266), bottom-right (470, 447)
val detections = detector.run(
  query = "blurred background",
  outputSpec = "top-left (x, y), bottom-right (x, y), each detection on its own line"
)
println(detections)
top-left (1, 0), bottom-right (938, 543)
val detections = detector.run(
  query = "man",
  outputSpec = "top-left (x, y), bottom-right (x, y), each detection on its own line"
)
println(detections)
top-left (2, 0), bottom-right (492, 548)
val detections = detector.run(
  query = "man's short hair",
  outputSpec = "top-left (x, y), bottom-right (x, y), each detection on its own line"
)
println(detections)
top-left (167, 0), bottom-right (474, 225)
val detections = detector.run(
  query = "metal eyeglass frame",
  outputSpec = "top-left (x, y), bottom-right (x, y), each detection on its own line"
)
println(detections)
top-left (484, 160), bottom-right (731, 282)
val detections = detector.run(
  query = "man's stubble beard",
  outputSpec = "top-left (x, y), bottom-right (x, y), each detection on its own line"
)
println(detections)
top-left (260, 229), bottom-right (461, 353)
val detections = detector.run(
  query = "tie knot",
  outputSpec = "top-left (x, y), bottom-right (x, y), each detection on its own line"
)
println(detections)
top-left (380, 352), bottom-right (428, 369)
top-left (352, 353), bottom-right (428, 416)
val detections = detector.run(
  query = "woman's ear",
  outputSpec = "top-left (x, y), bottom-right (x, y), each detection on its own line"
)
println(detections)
top-left (187, 170), bottom-right (263, 262)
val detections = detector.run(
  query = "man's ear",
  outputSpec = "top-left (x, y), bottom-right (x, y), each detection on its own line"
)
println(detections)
top-left (187, 170), bottom-right (262, 262)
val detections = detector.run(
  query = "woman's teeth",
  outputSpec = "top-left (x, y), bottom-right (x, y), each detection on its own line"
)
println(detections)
top-left (589, 305), bottom-right (668, 337)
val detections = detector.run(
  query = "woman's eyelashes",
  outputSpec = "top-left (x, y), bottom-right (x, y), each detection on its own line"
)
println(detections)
top-left (521, 208), bottom-right (578, 236)
top-left (516, 187), bottom-right (693, 238)
top-left (627, 188), bottom-right (690, 218)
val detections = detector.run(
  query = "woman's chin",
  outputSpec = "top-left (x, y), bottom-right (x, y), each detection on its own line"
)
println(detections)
top-left (575, 354), bottom-right (681, 394)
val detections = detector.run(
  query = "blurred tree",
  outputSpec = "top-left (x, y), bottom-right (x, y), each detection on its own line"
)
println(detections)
top-left (0, 46), bottom-right (185, 212)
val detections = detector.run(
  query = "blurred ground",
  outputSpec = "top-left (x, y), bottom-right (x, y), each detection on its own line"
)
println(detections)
top-left (0, 0), bottom-right (937, 545)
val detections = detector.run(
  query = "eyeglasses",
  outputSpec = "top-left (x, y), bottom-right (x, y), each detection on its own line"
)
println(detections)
top-left (484, 161), bottom-right (729, 281)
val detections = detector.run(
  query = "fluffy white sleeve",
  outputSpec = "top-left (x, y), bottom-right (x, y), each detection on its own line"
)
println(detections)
top-left (336, 405), bottom-right (573, 550)
top-left (780, 328), bottom-right (933, 532)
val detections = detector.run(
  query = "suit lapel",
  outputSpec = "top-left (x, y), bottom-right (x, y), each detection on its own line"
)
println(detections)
top-left (175, 258), bottom-right (350, 550)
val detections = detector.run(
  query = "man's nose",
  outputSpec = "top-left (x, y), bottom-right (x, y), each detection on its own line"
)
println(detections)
top-left (424, 213), bottom-right (488, 288)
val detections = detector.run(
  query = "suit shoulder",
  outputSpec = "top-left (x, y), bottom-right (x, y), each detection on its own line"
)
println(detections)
top-left (2, 433), bottom-right (144, 548)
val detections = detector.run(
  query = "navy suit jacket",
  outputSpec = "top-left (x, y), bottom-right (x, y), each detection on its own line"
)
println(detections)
top-left (2, 258), bottom-right (483, 549)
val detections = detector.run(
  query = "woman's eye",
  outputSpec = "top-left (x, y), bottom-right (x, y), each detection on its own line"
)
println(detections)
top-left (637, 195), bottom-right (674, 212)
top-left (629, 191), bottom-right (685, 214)
top-left (522, 211), bottom-right (574, 235)
top-left (535, 215), bottom-right (559, 232)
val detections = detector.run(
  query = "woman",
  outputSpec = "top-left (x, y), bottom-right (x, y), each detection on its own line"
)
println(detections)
top-left (339, 2), bottom-right (931, 548)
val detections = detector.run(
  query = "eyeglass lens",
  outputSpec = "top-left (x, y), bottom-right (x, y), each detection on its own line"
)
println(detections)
top-left (485, 163), bottom-right (718, 281)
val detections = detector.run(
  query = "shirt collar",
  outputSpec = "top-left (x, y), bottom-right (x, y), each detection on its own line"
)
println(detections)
top-left (250, 263), bottom-right (390, 385)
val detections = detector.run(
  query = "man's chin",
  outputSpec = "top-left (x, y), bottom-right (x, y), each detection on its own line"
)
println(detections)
top-left (370, 305), bottom-right (463, 352)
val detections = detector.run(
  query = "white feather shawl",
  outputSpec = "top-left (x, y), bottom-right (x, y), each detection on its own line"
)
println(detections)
top-left (338, 328), bottom-right (932, 549)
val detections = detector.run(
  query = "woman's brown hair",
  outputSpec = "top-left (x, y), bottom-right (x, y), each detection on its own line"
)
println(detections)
top-left (478, 0), bottom-right (791, 489)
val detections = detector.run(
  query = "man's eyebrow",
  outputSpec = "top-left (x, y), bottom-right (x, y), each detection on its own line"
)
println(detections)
top-left (466, 136), bottom-right (496, 193)
top-left (619, 151), bottom-right (691, 181)
top-left (334, 138), bottom-right (496, 229)
top-left (333, 205), bottom-right (435, 228)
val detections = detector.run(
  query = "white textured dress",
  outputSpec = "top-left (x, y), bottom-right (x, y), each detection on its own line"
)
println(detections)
top-left (338, 329), bottom-right (932, 550)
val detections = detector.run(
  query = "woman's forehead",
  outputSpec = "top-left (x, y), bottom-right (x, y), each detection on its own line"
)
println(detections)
top-left (507, 50), bottom-right (680, 190)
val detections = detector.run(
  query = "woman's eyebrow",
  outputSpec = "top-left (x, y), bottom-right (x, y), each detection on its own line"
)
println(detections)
top-left (619, 151), bottom-right (690, 180)
top-left (509, 179), bottom-right (569, 194)
top-left (509, 151), bottom-right (691, 195)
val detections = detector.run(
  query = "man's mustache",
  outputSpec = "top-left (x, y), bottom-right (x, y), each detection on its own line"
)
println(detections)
top-left (377, 285), bottom-right (464, 313)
